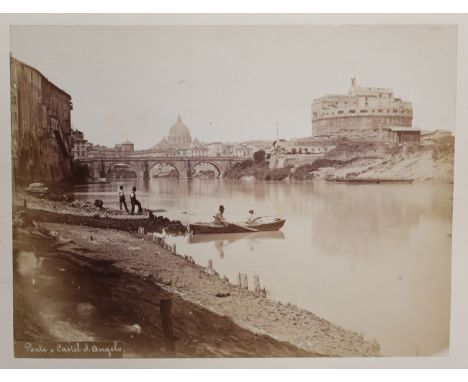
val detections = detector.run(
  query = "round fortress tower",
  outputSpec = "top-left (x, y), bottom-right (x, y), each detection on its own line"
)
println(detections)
top-left (311, 79), bottom-right (413, 140)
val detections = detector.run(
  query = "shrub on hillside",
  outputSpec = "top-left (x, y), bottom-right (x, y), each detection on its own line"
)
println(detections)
top-left (253, 149), bottom-right (266, 163)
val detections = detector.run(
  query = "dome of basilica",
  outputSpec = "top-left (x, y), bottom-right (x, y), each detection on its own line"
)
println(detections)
top-left (168, 114), bottom-right (192, 145)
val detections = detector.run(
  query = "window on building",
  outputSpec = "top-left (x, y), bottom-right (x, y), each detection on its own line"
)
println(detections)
top-left (349, 110), bottom-right (356, 113)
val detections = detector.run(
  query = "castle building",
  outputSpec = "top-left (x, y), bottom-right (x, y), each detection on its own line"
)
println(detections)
top-left (115, 139), bottom-right (134, 153)
top-left (311, 79), bottom-right (414, 141)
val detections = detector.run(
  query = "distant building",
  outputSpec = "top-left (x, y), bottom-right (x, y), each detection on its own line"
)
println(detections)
top-left (179, 146), bottom-right (209, 158)
top-left (71, 129), bottom-right (91, 160)
top-left (389, 127), bottom-right (421, 144)
top-left (231, 144), bottom-right (255, 158)
top-left (10, 56), bottom-right (74, 183)
top-left (206, 142), bottom-right (224, 156)
top-left (312, 78), bottom-right (413, 141)
top-left (86, 144), bottom-right (117, 158)
top-left (115, 139), bottom-right (134, 153)
top-left (272, 137), bottom-right (337, 155)
top-left (244, 140), bottom-right (273, 152)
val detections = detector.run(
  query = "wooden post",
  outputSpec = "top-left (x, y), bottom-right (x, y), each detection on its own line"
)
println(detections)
top-left (160, 299), bottom-right (175, 356)
top-left (241, 273), bottom-right (248, 290)
top-left (23, 199), bottom-right (27, 209)
top-left (207, 259), bottom-right (213, 275)
top-left (254, 275), bottom-right (261, 295)
top-left (172, 243), bottom-right (176, 254)
top-left (237, 272), bottom-right (242, 288)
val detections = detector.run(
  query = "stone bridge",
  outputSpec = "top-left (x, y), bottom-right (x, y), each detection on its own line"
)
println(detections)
top-left (79, 156), bottom-right (246, 180)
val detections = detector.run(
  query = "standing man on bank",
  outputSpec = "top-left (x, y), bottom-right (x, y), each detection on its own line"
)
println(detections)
top-left (130, 186), bottom-right (143, 215)
top-left (118, 185), bottom-right (129, 213)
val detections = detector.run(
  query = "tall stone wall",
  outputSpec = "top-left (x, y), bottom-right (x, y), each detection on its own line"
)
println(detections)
top-left (10, 57), bottom-right (73, 184)
top-left (313, 115), bottom-right (412, 138)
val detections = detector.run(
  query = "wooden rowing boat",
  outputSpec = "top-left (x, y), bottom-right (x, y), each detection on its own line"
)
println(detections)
top-left (189, 216), bottom-right (286, 234)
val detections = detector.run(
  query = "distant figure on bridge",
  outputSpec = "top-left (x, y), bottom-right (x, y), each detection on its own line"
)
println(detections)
top-left (213, 205), bottom-right (226, 226)
top-left (130, 186), bottom-right (143, 215)
top-left (118, 185), bottom-right (129, 213)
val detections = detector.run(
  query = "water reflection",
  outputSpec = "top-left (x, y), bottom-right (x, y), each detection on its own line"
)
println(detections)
top-left (188, 231), bottom-right (286, 258)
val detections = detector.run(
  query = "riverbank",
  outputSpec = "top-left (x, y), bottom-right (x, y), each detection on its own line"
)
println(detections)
top-left (223, 143), bottom-right (454, 184)
top-left (13, 190), bottom-right (381, 357)
top-left (14, 225), bottom-right (314, 357)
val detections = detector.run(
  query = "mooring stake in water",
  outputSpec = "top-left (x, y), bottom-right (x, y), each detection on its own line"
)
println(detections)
top-left (172, 243), bottom-right (176, 254)
top-left (207, 259), bottom-right (214, 275)
top-left (241, 273), bottom-right (248, 290)
top-left (254, 275), bottom-right (261, 295)
top-left (160, 299), bottom-right (175, 355)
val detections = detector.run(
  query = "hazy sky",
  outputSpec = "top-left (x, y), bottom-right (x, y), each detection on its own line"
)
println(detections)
top-left (10, 25), bottom-right (457, 149)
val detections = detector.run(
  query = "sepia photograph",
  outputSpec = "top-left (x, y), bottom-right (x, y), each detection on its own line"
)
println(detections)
top-left (6, 19), bottom-right (457, 362)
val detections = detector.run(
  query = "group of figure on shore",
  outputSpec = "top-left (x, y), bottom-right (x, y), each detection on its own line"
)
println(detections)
top-left (118, 185), bottom-right (142, 215)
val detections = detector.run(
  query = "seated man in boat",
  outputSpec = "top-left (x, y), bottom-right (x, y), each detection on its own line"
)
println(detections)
top-left (213, 205), bottom-right (226, 226)
top-left (246, 209), bottom-right (260, 224)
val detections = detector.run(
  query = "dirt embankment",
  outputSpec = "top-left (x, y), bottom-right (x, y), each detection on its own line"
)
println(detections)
top-left (14, 225), bottom-right (315, 358)
top-left (13, 191), bottom-right (381, 357)
top-left (223, 159), bottom-right (293, 181)
top-left (15, 189), bottom-right (186, 235)
top-left (224, 142), bottom-right (454, 184)
top-left (321, 143), bottom-right (454, 183)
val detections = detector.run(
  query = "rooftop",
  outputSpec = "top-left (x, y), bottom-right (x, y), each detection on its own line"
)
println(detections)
top-left (389, 127), bottom-right (421, 132)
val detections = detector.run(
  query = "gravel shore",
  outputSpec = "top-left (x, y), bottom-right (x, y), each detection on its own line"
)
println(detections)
top-left (13, 190), bottom-right (381, 357)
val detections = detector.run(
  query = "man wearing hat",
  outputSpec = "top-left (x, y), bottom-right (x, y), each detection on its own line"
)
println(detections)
top-left (213, 205), bottom-right (226, 226)
top-left (247, 209), bottom-right (258, 223)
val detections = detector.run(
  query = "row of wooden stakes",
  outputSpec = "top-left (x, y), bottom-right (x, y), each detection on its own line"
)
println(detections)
top-left (138, 226), bottom-right (267, 298)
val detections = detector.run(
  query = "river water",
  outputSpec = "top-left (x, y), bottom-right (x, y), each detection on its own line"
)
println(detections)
top-left (73, 179), bottom-right (452, 356)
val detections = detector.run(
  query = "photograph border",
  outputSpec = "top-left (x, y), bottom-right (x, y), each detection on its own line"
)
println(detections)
top-left (0, 13), bottom-right (467, 369)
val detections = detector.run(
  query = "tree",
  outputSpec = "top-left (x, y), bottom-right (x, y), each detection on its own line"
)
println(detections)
top-left (253, 149), bottom-right (266, 163)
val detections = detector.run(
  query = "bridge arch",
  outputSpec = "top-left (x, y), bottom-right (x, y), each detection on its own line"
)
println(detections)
top-left (105, 162), bottom-right (139, 179)
top-left (190, 161), bottom-right (223, 178)
top-left (148, 161), bottom-right (182, 178)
